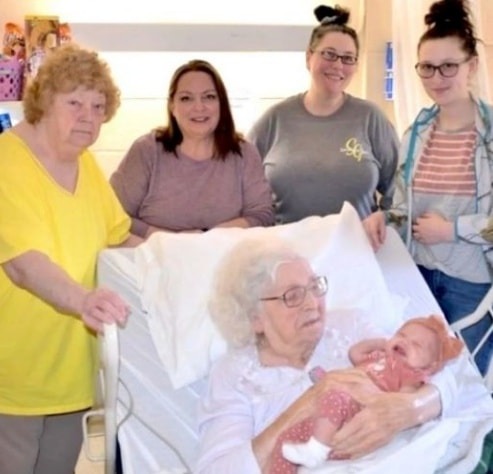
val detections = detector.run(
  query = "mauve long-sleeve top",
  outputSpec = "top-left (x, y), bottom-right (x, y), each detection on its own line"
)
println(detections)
top-left (110, 132), bottom-right (275, 237)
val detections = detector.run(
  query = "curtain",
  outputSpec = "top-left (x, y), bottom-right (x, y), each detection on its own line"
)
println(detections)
top-left (469, 0), bottom-right (491, 102)
top-left (391, 0), bottom-right (432, 136)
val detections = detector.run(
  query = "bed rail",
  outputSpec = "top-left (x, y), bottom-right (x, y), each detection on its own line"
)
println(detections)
top-left (451, 284), bottom-right (493, 392)
top-left (82, 322), bottom-right (120, 474)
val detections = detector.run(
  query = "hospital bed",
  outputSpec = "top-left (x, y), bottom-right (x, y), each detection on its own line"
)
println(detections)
top-left (92, 206), bottom-right (493, 474)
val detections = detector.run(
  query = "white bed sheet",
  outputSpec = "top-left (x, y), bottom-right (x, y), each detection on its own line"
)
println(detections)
top-left (97, 227), bottom-right (493, 474)
top-left (97, 248), bottom-right (205, 474)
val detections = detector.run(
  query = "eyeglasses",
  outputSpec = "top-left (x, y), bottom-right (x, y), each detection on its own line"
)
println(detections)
top-left (260, 276), bottom-right (328, 308)
top-left (414, 57), bottom-right (470, 78)
top-left (312, 49), bottom-right (358, 66)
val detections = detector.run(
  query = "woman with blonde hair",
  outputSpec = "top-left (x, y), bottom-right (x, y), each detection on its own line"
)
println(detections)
top-left (0, 44), bottom-right (141, 474)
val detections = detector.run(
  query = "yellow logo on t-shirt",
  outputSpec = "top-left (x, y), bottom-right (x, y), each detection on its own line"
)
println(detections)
top-left (340, 138), bottom-right (367, 161)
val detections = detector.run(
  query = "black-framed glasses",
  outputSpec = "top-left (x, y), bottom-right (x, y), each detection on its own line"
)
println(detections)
top-left (260, 276), bottom-right (328, 308)
top-left (312, 49), bottom-right (358, 66)
top-left (414, 57), bottom-right (470, 78)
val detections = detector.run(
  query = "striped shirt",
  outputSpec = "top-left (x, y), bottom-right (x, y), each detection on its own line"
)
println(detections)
top-left (413, 124), bottom-right (476, 196)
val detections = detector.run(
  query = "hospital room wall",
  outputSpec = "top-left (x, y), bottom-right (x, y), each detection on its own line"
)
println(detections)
top-left (2, 0), bottom-right (492, 177)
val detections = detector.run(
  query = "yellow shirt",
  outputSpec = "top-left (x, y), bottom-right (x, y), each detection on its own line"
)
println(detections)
top-left (0, 131), bottom-right (131, 415)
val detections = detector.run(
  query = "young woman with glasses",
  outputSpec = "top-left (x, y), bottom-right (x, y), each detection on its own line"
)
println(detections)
top-left (364, 0), bottom-right (493, 375)
top-left (247, 4), bottom-right (399, 225)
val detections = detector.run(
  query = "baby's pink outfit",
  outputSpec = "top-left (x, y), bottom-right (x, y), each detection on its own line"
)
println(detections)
top-left (268, 351), bottom-right (426, 474)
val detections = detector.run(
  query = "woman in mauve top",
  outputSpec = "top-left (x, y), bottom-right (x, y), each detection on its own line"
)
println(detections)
top-left (111, 59), bottom-right (274, 238)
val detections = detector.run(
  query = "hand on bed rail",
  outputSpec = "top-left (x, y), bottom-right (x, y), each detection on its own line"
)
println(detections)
top-left (80, 287), bottom-right (130, 333)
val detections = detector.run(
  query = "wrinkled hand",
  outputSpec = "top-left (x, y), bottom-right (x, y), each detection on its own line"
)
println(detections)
top-left (412, 212), bottom-right (454, 245)
top-left (317, 368), bottom-right (380, 393)
top-left (305, 369), bottom-right (382, 417)
top-left (282, 369), bottom-right (377, 425)
top-left (330, 391), bottom-right (415, 458)
top-left (362, 212), bottom-right (386, 252)
top-left (80, 288), bottom-right (130, 333)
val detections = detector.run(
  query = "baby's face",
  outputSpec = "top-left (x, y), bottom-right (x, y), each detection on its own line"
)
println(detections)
top-left (387, 323), bottom-right (439, 371)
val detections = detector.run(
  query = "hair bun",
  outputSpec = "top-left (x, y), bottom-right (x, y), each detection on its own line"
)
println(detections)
top-left (314, 4), bottom-right (350, 26)
top-left (425, 0), bottom-right (469, 29)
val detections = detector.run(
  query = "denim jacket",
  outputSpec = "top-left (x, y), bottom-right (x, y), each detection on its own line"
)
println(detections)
top-left (387, 96), bottom-right (493, 270)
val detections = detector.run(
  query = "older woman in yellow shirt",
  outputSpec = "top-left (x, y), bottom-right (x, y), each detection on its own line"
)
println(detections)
top-left (0, 44), bottom-right (141, 474)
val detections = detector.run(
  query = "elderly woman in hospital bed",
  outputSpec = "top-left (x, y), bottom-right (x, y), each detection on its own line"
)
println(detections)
top-left (274, 315), bottom-right (463, 473)
top-left (195, 238), bottom-right (464, 473)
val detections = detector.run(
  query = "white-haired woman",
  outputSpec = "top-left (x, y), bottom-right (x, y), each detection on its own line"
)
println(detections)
top-left (195, 239), bottom-right (454, 474)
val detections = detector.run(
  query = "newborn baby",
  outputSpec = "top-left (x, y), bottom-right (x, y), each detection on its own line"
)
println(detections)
top-left (269, 315), bottom-right (463, 473)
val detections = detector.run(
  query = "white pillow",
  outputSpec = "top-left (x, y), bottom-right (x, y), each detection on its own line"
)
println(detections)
top-left (134, 202), bottom-right (399, 389)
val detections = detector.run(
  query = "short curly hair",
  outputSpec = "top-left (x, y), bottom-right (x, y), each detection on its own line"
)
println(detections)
top-left (23, 44), bottom-right (121, 124)
top-left (209, 238), bottom-right (305, 348)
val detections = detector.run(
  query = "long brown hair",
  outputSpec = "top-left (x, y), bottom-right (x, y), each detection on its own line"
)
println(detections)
top-left (155, 59), bottom-right (243, 160)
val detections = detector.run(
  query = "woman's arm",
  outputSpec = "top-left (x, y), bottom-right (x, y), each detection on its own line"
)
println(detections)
top-left (2, 250), bottom-right (129, 332)
top-left (329, 383), bottom-right (441, 458)
top-left (246, 108), bottom-right (275, 160)
top-left (110, 134), bottom-right (156, 238)
top-left (206, 143), bottom-right (274, 230)
top-left (235, 142), bottom-right (275, 228)
top-left (197, 354), bottom-right (328, 474)
top-left (362, 211), bottom-right (387, 252)
top-left (198, 355), bottom-right (384, 473)
top-left (199, 378), bottom-right (327, 474)
top-left (197, 359), bottom-right (264, 474)
top-left (251, 385), bottom-right (324, 471)
top-left (254, 368), bottom-right (418, 467)
top-left (368, 106), bottom-right (399, 211)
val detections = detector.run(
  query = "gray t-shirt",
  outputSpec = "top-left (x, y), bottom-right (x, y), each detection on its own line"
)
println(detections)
top-left (248, 93), bottom-right (399, 224)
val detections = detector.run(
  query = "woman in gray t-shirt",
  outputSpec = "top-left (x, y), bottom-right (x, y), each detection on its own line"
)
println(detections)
top-left (248, 5), bottom-right (399, 224)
